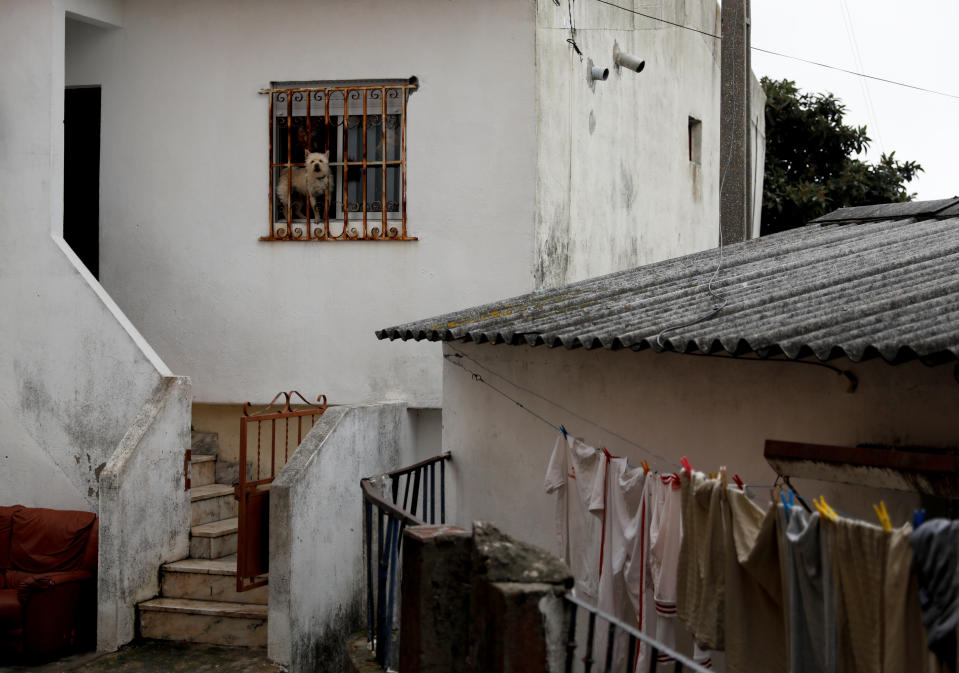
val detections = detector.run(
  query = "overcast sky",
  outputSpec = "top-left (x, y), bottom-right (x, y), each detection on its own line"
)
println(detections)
top-left (750, 0), bottom-right (959, 200)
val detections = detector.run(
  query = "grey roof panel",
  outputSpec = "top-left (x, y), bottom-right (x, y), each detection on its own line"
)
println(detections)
top-left (378, 209), bottom-right (959, 363)
top-left (938, 201), bottom-right (959, 218)
top-left (811, 198), bottom-right (959, 223)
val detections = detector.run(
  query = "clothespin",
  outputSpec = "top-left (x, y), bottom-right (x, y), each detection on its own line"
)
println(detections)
top-left (708, 471), bottom-right (716, 480)
top-left (780, 491), bottom-right (793, 522)
top-left (873, 501), bottom-right (892, 533)
top-left (719, 466), bottom-right (728, 490)
top-left (680, 456), bottom-right (693, 475)
top-left (733, 474), bottom-right (744, 491)
top-left (815, 496), bottom-right (839, 523)
top-left (913, 508), bottom-right (926, 528)
top-left (560, 425), bottom-right (568, 440)
top-left (641, 460), bottom-right (650, 474)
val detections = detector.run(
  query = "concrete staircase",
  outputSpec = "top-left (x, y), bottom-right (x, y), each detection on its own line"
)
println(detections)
top-left (137, 432), bottom-right (269, 647)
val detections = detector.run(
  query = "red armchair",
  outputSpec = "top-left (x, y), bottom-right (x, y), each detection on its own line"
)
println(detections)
top-left (0, 505), bottom-right (98, 663)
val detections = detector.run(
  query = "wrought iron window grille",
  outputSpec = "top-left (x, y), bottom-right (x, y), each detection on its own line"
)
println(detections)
top-left (260, 78), bottom-right (418, 242)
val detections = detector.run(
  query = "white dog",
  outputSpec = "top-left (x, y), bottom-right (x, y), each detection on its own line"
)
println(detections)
top-left (277, 150), bottom-right (331, 221)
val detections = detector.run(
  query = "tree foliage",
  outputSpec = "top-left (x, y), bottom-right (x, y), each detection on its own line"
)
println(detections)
top-left (760, 77), bottom-right (922, 236)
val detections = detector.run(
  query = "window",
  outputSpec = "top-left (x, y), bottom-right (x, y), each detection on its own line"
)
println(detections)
top-left (262, 78), bottom-right (417, 241)
top-left (688, 117), bottom-right (702, 165)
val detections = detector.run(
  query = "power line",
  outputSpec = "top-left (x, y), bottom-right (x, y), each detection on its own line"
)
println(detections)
top-left (751, 47), bottom-right (959, 101)
top-left (838, 0), bottom-right (885, 153)
top-left (588, 0), bottom-right (959, 101)
top-left (592, 0), bottom-right (721, 39)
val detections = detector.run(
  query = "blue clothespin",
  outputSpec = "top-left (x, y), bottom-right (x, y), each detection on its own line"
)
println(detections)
top-left (913, 508), bottom-right (926, 528)
top-left (560, 424), bottom-right (568, 440)
top-left (780, 491), bottom-right (794, 522)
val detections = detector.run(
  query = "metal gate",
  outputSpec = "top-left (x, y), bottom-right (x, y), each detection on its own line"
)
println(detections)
top-left (235, 391), bottom-right (328, 592)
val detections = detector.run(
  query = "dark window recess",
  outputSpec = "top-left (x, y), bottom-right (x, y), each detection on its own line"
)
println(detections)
top-left (688, 116), bottom-right (702, 166)
top-left (64, 87), bottom-right (101, 278)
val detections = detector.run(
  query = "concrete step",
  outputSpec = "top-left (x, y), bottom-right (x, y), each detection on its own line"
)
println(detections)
top-left (138, 597), bottom-right (267, 647)
top-left (190, 454), bottom-right (216, 488)
top-left (161, 555), bottom-right (268, 605)
top-left (190, 484), bottom-right (236, 526)
top-left (190, 517), bottom-right (238, 560)
top-left (191, 430), bottom-right (219, 456)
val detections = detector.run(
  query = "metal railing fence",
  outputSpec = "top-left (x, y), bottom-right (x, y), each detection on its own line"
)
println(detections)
top-left (564, 594), bottom-right (712, 673)
top-left (361, 451), bottom-right (451, 669)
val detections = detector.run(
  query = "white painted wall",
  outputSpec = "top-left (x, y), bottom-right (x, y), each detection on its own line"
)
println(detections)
top-left (0, 0), bottom-right (174, 512)
top-left (270, 403), bottom-right (408, 672)
top-left (98, 376), bottom-right (192, 652)
top-left (2, 1), bottom-right (193, 653)
top-left (533, 0), bottom-right (765, 288)
top-left (65, 0), bottom-right (539, 408)
top-left (441, 342), bottom-right (957, 552)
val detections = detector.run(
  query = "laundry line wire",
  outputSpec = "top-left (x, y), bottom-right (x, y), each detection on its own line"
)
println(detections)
top-left (446, 345), bottom-right (683, 473)
top-left (443, 345), bottom-right (877, 525)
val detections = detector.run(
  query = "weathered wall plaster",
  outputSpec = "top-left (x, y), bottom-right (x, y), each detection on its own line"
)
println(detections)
top-left (442, 342), bottom-right (959, 552)
top-left (1, 0), bottom-right (173, 510)
top-left (64, 0), bottom-right (539, 409)
top-left (533, 0), bottom-right (765, 289)
top-left (98, 376), bottom-right (192, 651)
top-left (269, 403), bottom-right (408, 672)
top-left (1, 1), bottom-right (191, 654)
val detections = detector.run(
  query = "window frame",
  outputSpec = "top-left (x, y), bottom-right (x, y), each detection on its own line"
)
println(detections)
top-left (261, 78), bottom-right (418, 242)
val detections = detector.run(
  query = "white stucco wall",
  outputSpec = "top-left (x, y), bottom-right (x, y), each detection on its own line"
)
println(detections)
top-left (533, 0), bottom-right (765, 288)
top-left (64, 0), bottom-right (539, 408)
top-left (98, 376), bottom-right (192, 652)
top-left (441, 342), bottom-right (957, 552)
top-left (0, 0), bottom-right (175, 512)
top-left (2, 2), bottom-right (193, 653)
top-left (269, 403), bottom-right (408, 672)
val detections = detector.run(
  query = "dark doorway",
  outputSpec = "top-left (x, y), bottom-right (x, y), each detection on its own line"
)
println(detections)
top-left (64, 87), bottom-right (101, 279)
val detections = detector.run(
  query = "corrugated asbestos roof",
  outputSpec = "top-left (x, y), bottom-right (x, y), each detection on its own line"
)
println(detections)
top-left (809, 198), bottom-right (959, 224)
top-left (377, 204), bottom-right (959, 363)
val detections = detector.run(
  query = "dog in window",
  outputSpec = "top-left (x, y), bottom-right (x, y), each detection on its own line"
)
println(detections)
top-left (277, 150), bottom-right (331, 221)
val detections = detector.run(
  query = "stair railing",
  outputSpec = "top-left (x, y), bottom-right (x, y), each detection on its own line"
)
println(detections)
top-left (361, 452), bottom-right (451, 669)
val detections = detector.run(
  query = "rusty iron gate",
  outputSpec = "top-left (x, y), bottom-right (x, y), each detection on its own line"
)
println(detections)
top-left (235, 391), bottom-right (328, 592)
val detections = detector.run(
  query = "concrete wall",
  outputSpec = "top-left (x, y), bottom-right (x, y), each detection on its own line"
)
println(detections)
top-left (269, 403), bottom-right (409, 672)
top-left (98, 376), bottom-right (192, 651)
top-left (534, 0), bottom-right (720, 288)
top-left (0, 0), bottom-right (176, 511)
top-left (533, 0), bottom-right (765, 288)
top-left (441, 342), bottom-right (959, 552)
top-left (64, 0), bottom-right (539, 409)
top-left (1, 1), bottom-right (193, 652)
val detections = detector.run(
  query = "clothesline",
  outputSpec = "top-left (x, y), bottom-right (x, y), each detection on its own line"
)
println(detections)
top-left (446, 347), bottom-right (821, 501)
top-left (445, 347), bottom-right (683, 472)
top-left (546, 434), bottom-right (957, 673)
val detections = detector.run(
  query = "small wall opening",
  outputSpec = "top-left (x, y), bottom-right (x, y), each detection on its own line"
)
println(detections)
top-left (688, 116), bottom-right (702, 166)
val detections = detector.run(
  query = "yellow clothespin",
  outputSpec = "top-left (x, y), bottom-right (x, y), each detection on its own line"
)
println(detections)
top-left (708, 471), bottom-right (717, 480)
top-left (641, 460), bottom-right (650, 474)
top-left (873, 500), bottom-right (893, 532)
top-left (815, 496), bottom-right (839, 523)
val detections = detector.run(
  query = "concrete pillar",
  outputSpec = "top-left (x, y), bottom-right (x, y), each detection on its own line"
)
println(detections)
top-left (720, 0), bottom-right (751, 244)
top-left (467, 522), bottom-right (573, 673)
top-left (399, 525), bottom-right (473, 673)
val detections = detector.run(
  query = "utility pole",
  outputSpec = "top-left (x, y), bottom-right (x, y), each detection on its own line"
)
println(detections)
top-left (720, 0), bottom-right (751, 244)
